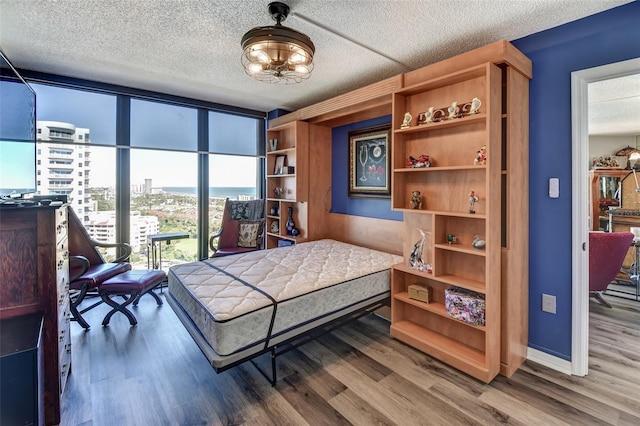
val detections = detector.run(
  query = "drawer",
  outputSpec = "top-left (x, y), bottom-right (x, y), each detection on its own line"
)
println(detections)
top-left (57, 267), bottom-right (69, 297)
top-left (55, 206), bottom-right (68, 244)
top-left (57, 281), bottom-right (70, 312)
top-left (57, 294), bottom-right (71, 335)
top-left (59, 339), bottom-right (71, 394)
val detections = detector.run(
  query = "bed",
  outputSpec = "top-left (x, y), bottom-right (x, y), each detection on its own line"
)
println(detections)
top-left (167, 239), bottom-right (403, 384)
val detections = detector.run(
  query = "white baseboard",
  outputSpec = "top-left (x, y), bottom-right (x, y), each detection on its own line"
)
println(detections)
top-left (527, 347), bottom-right (573, 375)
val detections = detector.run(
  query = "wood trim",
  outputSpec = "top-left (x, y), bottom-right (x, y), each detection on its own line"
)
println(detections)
top-left (403, 40), bottom-right (532, 87)
top-left (325, 213), bottom-right (403, 256)
top-left (269, 76), bottom-right (401, 128)
top-left (500, 68), bottom-right (530, 377)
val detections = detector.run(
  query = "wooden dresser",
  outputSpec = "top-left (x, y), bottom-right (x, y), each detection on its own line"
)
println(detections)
top-left (0, 204), bottom-right (71, 425)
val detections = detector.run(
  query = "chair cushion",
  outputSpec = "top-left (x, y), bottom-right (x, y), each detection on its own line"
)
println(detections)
top-left (70, 262), bottom-right (132, 290)
top-left (238, 220), bottom-right (263, 248)
top-left (219, 218), bottom-right (239, 249)
top-left (100, 269), bottom-right (166, 294)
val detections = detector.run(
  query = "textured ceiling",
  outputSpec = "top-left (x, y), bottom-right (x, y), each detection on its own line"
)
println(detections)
top-left (0, 0), bottom-right (637, 135)
top-left (588, 73), bottom-right (640, 137)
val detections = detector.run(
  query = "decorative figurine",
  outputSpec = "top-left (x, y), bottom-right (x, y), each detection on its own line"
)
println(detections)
top-left (401, 112), bottom-right (412, 129)
top-left (270, 220), bottom-right (279, 233)
top-left (410, 190), bottom-right (422, 209)
top-left (408, 229), bottom-right (427, 269)
top-left (447, 233), bottom-right (457, 244)
top-left (432, 108), bottom-right (446, 122)
top-left (468, 190), bottom-right (479, 214)
top-left (447, 101), bottom-right (459, 119)
top-left (472, 235), bottom-right (486, 250)
top-left (469, 97), bottom-right (482, 114)
top-left (274, 187), bottom-right (285, 197)
top-left (423, 107), bottom-right (434, 124)
top-left (474, 145), bottom-right (487, 165)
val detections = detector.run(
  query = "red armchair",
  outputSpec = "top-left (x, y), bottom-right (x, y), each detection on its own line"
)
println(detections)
top-left (589, 231), bottom-right (634, 307)
top-left (209, 198), bottom-right (265, 257)
top-left (68, 208), bottom-right (132, 328)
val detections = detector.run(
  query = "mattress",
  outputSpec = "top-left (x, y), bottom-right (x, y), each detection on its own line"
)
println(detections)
top-left (168, 239), bottom-right (402, 357)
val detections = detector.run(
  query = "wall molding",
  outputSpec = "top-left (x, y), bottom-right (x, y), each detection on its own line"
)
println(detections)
top-left (527, 347), bottom-right (572, 375)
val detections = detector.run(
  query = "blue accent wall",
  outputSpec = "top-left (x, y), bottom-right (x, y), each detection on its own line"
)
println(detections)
top-left (331, 115), bottom-right (403, 221)
top-left (512, 1), bottom-right (640, 360)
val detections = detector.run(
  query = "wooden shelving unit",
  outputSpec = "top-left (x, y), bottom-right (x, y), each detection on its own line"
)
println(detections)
top-left (389, 59), bottom-right (527, 383)
top-left (265, 121), bottom-right (309, 249)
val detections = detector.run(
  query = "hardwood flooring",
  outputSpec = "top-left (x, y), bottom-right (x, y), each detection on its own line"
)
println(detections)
top-left (60, 292), bottom-right (640, 425)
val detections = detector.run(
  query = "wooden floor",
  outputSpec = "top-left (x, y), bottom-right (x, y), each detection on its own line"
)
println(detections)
top-left (61, 292), bottom-right (640, 425)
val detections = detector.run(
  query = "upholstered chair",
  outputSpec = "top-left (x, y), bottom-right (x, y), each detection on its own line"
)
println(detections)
top-left (589, 231), bottom-right (634, 307)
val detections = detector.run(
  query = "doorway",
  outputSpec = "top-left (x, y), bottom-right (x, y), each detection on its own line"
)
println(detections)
top-left (571, 57), bottom-right (640, 376)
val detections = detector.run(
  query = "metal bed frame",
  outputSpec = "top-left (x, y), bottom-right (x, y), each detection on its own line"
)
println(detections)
top-left (167, 291), bottom-right (389, 386)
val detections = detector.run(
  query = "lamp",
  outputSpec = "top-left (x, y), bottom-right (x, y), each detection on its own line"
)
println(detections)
top-left (241, 2), bottom-right (315, 84)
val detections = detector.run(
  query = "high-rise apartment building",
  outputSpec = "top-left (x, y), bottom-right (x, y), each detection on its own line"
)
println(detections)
top-left (36, 121), bottom-right (161, 259)
top-left (36, 120), bottom-right (91, 218)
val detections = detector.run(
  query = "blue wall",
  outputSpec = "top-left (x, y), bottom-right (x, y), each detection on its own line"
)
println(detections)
top-left (512, 1), bottom-right (640, 360)
top-left (331, 115), bottom-right (403, 221)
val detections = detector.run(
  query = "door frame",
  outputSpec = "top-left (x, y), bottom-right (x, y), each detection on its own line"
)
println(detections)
top-left (571, 57), bottom-right (640, 376)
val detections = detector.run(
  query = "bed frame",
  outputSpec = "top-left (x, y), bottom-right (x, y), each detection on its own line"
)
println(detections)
top-left (167, 290), bottom-right (389, 386)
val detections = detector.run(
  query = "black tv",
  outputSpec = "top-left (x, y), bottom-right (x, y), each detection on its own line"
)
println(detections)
top-left (0, 50), bottom-right (36, 198)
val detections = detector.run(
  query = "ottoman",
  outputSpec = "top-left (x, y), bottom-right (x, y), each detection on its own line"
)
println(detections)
top-left (98, 269), bottom-right (166, 326)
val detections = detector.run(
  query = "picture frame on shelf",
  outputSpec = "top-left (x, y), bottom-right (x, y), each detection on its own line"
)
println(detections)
top-left (348, 125), bottom-right (391, 198)
top-left (274, 155), bottom-right (286, 175)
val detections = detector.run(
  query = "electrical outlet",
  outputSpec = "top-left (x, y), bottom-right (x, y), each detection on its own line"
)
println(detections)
top-left (542, 293), bottom-right (556, 314)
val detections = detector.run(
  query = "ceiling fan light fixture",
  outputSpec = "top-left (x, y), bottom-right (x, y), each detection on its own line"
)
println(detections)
top-left (241, 2), bottom-right (315, 84)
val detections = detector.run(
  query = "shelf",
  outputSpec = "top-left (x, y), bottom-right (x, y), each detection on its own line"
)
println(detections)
top-left (267, 147), bottom-right (295, 155)
top-left (266, 232), bottom-right (304, 243)
top-left (394, 165), bottom-right (486, 173)
top-left (392, 208), bottom-right (486, 219)
top-left (393, 292), bottom-right (485, 331)
top-left (267, 173), bottom-right (295, 178)
top-left (432, 274), bottom-right (485, 294)
top-left (390, 320), bottom-right (488, 372)
top-left (266, 197), bottom-right (297, 202)
top-left (434, 243), bottom-right (486, 256)
top-left (394, 113), bottom-right (486, 134)
top-left (393, 264), bottom-right (486, 294)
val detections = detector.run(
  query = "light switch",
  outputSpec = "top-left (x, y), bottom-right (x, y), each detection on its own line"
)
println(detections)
top-left (549, 177), bottom-right (559, 198)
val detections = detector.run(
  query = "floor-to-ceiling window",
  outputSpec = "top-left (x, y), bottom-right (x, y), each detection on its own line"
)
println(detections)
top-left (208, 111), bottom-right (263, 238)
top-left (30, 76), bottom-right (265, 265)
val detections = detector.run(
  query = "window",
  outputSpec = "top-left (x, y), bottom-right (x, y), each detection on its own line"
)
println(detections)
top-left (32, 79), bottom-right (264, 263)
top-left (209, 112), bottom-right (260, 155)
top-left (131, 99), bottom-right (197, 150)
top-left (130, 149), bottom-right (198, 268)
top-left (209, 154), bottom-right (259, 235)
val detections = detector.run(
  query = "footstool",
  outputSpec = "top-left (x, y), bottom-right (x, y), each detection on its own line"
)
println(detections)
top-left (98, 269), bottom-right (166, 326)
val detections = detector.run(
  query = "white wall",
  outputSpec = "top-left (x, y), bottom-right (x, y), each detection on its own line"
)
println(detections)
top-left (588, 135), bottom-right (637, 169)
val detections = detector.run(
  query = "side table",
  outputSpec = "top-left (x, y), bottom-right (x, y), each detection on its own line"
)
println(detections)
top-left (147, 232), bottom-right (189, 291)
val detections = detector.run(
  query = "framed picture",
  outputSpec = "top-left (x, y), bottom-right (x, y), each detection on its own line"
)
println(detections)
top-left (274, 155), bottom-right (286, 175)
top-left (348, 125), bottom-right (391, 198)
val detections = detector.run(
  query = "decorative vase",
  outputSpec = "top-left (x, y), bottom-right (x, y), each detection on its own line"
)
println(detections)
top-left (286, 206), bottom-right (295, 236)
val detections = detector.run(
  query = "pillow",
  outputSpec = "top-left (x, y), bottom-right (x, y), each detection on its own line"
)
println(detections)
top-left (237, 220), bottom-right (263, 248)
